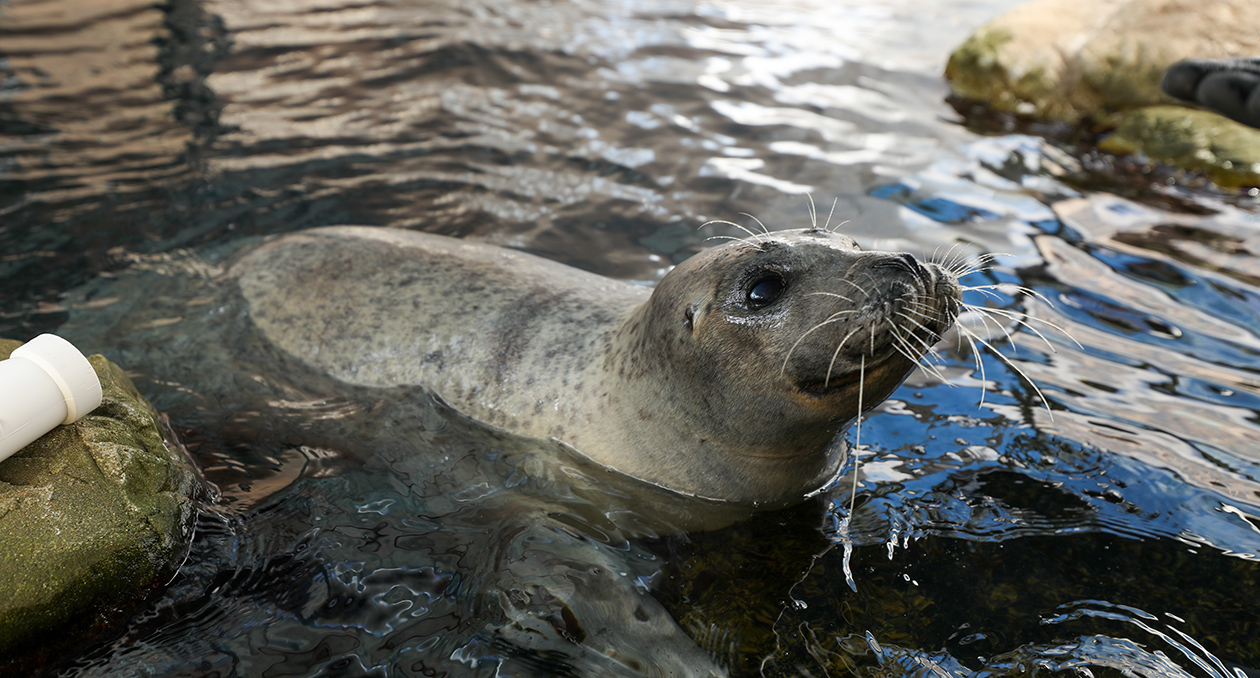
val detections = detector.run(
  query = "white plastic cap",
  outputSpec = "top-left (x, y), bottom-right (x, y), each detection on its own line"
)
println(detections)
top-left (11, 334), bottom-right (103, 424)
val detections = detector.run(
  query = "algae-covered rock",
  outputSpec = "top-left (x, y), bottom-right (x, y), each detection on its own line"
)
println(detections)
top-left (0, 339), bottom-right (203, 671)
top-left (946, 0), bottom-right (1257, 125)
top-left (945, 0), bottom-right (1260, 185)
top-left (945, 0), bottom-right (1119, 123)
top-left (1100, 106), bottom-right (1260, 187)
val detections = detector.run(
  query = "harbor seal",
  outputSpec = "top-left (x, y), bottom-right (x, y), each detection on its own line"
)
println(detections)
top-left (234, 226), bottom-right (961, 506)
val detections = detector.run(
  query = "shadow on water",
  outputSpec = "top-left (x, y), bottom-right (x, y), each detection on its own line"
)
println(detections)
top-left (3, 0), bottom-right (1260, 675)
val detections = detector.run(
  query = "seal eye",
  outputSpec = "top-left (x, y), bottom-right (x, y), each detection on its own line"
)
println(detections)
top-left (747, 276), bottom-right (786, 309)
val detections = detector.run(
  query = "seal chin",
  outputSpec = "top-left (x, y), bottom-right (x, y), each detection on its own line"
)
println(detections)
top-left (794, 353), bottom-right (890, 395)
top-left (791, 351), bottom-right (912, 403)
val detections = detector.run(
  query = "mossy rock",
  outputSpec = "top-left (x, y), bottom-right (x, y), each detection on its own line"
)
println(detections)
top-left (1101, 106), bottom-right (1260, 186)
top-left (945, 0), bottom-right (1260, 185)
top-left (0, 339), bottom-right (203, 672)
top-left (946, 0), bottom-right (1257, 124)
top-left (945, 4), bottom-right (1101, 123)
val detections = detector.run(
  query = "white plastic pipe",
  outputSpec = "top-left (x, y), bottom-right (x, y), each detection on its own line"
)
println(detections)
top-left (0, 334), bottom-right (103, 463)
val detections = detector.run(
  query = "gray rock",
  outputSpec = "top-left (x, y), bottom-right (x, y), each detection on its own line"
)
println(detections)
top-left (0, 339), bottom-right (203, 673)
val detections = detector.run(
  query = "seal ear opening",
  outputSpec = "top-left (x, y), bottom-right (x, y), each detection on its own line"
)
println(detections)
top-left (684, 306), bottom-right (695, 333)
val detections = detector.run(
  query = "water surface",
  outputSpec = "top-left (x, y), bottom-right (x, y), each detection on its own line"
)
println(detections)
top-left (2, 0), bottom-right (1259, 675)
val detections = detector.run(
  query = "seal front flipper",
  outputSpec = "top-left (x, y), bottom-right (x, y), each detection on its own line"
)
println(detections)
top-left (490, 518), bottom-right (727, 677)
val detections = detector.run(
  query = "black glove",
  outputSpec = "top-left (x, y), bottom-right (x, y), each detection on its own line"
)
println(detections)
top-left (1162, 57), bottom-right (1260, 129)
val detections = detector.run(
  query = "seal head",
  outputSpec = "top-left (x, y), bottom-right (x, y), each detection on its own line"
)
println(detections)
top-left (590, 229), bottom-right (960, 504)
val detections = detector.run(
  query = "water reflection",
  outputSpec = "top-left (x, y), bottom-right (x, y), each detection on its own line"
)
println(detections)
top-left (1010, 196), bottom-right (1260, 506)
top-left (3, 0), bottom-right (1260, 675)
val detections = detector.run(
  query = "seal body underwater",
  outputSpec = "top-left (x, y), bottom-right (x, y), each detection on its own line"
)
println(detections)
top-left (234, 225), bottom-right (962, 506)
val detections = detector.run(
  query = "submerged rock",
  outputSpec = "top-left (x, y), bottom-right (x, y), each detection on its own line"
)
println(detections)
top-left (0, 339), bottom-right (203, 672)
top-left (945, 0), bottom-right (1260, 185)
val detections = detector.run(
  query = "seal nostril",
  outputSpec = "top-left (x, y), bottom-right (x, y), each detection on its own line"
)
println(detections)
top-left (898, 253), bottom-right (924, 277)
top-left (876, 252), bottom-right (925, 279)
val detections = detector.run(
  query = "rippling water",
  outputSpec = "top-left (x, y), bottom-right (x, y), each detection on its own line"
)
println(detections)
top-left (3, 0), bottom-right (1260, 675)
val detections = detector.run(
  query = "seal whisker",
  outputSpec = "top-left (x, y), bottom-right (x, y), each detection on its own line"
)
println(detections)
top-left (960, 285), bottom-right (1010, 302)
top-left (952, 265), bottom-right (985, 280)
top-left (700, 219), bottom-right (767, 245)
top-left (952, 264), bottom-right (984, 279)
top-left (907, 296), bottom-right (949, 319)
top-left (915, 306), bottom-right (953, 326)
top-left (933, 243), bottom-right (969, 275)
top-left (838, 354), bottom-right (867, 594)
top-left (888, 332), bottom-right (915, 362)
top-left (894, 309), bottom-right (945, 351)
top-left (961, 303), bottom-right (1074, 353)
top-left (911, 339), bottom-right (950, 378)
top-left (888, 323), bottom-right (948, 382)
top-left (933, 244), bottom-right (972, 276)
top-left (950, 263), bottom-right (999, 283)
top-left (823, 198), bottom-right (841, 233)
top-left (891, 339), bottom-right (923, 370)
top-left (961, 282), bottom-right (1063, 318)
top-left (823, 328), bottom-right (862, 388)
top-left (816, 309), bottom-right (859, 321)
top-left (946, 296), bottom-right (966, 341)
top-left (891, 313), bottom-right (949, 366)
top-left (807, 291), bottom-right (857, 304)
top-left (949, 252), bottom-right (1003, 278)
top-left (960, 281), bottom-right (1030, 294)
top-left (954, 322), bottom-right (991, 407)
top-left (945, 260), bottom-right (1071, 416)
top-left (781, 315), bottom-right (859, 376)
top-left (969, 305), bottom-right (1024, 353)
top-left (943, 243), bottom-right (967, 267)
top-left (837, 278), bottom-right (872, 301)
top-left (952, 253), bottom-right (1001, 276)
top-left (713, 233), bottom-right (765, 251)
top-left (704, 234), bottom-right (763, 247)
top-left (956, 323), bottom-right (1055, 417)
top-left (904, 300), bottom-right (949, 324)
top-left (957, 279), bottom-right (1081, 351)
top-left (738, 212), bottom-right (773, 237)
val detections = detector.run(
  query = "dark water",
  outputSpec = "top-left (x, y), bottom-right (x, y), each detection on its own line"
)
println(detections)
top-left (3, 0), bottom-right (1260, 675)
